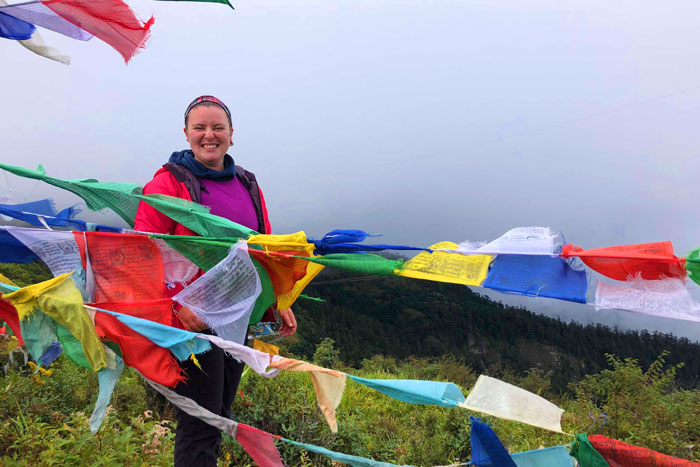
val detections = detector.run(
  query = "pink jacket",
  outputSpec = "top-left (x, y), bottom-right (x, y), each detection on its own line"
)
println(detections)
top-left (134, 166), bottom-right (272, 235)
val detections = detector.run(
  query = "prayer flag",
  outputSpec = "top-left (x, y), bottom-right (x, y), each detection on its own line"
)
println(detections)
top-left (470, 416), bottom-right (517, 467)
top-left (282, 438), bottom-right (409, 467)
top-left (483, 255), bottom-right (588, 303)
top-left (154, 0), bottom-right (234, 10)
top-left (42, 0), bottom-right (154, 63)
top-left (18, 30), bottom-right (71, 64)
top-left (0, 299), bottom-right (24, 346)
top-left (197, 334), bottom-right (277, 376)
top-left (93, 308), bottom-right (184, 386)
top-left (0, 0), bottom-right (91, 40)
top-left (302, 253), bottom-right (403, 276)
top-left (462, 375), bottom-right (566, 434)
top-left (236, 424), bottom-right (284, 467)
top-left (95, 307), bottom-right (210, 360)
top-left (685, 247), bottom-right (700, 286)
top-left (174, 242), bottom-right (261, 344)
top-left (6, 227), bottom-right (83, 277)
top-left (270, 356), bottom-right (346, 432)
top-left (560, 242), bottom-right (686, 281)
top-left (253, 338), bottom-right (279, 355)
top-left (0, 229), bottom-right (37, 263)
top-left (90, 356), bottom-right (124, 433)
top-left (457, 227), bottom-right (559, 256)
top-left (511, 445), bottom-right (575, 467)
top-left (595, 277), bottom-right (700, 322)
top-left (348, 375), bottom-right (466, 408)
top-left (399, 242), bottom-right (492, 286)
top-left (588, 434), bottom-right (700, 467)
top-left (2, 274), bottom-right (107, 370)
top-left (309, 229), bottom-right (429, 255)
top-left (38, 341), bottom-right (63, 366)
top-left (0, 10), bottom-right (35, 39)
top-left (0, 273), bottom-right (17, 286)
top-left (75, 231), bottom-right (167, 302)
top-left (569, 434), bottom-right (610, 467)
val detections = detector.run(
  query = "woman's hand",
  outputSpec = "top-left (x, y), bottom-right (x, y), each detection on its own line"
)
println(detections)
top-left (175, 305), bottom-right (209, 332)
top-left (278, 308), bottom-right (297, 337)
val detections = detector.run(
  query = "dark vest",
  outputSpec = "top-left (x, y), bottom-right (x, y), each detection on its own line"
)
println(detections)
top-left (162, 162), bottom-right (268, 234)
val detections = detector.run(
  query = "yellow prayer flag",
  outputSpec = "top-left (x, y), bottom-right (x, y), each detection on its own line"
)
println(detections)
top-left (277, 262), bottom-right (324, 310)
top-left (398, 241), bottom-right (493, 286)
top-left (4, 274), bottom-right (107, 371)
top-left (248, 231), bottom-right (322, 309)
top-left (253, 338), bottom-right (280, 356)
top-left (0, 273), bottom-right (17, 287)
top-left (1, 273), bottom-right (68, 320)
top-left (247, 231), bottom-right (315, 253)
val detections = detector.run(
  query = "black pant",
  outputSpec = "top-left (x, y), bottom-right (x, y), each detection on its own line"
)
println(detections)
top-left (173, 334), bottom-right (245, 467)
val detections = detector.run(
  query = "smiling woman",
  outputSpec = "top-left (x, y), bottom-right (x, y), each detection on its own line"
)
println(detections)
top-left (133, 95), bottom-right (297, 466)
top-left (183, 98), bottom-right (233, 171)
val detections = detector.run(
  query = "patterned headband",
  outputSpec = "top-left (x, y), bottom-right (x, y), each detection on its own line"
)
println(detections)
top-left (184, 95), bottom-right (232, 125)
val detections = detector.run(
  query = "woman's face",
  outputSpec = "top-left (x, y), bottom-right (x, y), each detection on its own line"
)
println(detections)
top-left (183, 105), bottom-right (233, 171)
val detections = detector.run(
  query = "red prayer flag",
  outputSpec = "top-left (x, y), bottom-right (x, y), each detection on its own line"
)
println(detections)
top-left (236, 424), bottom-right (283, 467)
top-left (42, 0), bottom-right (154, 63)
top-left (589, 434), bottom-right (700, 467)
top-left (560, 242), bottom-right (686, 281)
top-left (90, 298), bottom-right (173, 325)
top-left (75, 232), bottom-right (166, 303)
top-left (93, 307), bottom-right (184, 387)
top-left (0, 298), bottom-right (25, 346)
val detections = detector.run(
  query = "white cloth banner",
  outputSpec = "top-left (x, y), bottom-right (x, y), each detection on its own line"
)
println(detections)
top-left (461, 375), bottom-right (566, 434)
top-left (452, 227), bottom-right (559, 256)
top-left (19, 31), bottom-right (71, 65)
top-left (174, 242), bottom-right (262, 345)
top-left (5, 226), bottom-right (83, 275)
top-left (197, 334), bottom-right (279, 378)
top-left (595, 278), bottom-right (700, 322)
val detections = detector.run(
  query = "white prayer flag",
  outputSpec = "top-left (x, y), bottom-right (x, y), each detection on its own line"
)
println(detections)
top-left (174, 241), bottom-right (262, 345)
top-left (595, 277), bottom-right (700, 322)
top-left (461, 375), bottom-right (566, 434)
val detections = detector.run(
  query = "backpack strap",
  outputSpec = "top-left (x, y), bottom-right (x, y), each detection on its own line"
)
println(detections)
top-left (163, 162), bottom-right (203, 204)
top-left (235, 165), bottom-right (266, 234)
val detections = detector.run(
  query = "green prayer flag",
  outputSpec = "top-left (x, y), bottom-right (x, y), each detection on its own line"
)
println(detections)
top-left (300, 253), bottom-right (403, 276)
top-left (36, 277), bottom-right (107, 371)
top-left (299, 294), bottom-right (325, 302)
top-left (686, 248), bottom-right (700, 286)
top-left (0, 162), bottom-right (142, 226)
top-left (56, 324), bottom-right (91, 369)
top-left (249, 258), bottom-right (276, 324)
top-left (0, 162), bottom-right (255, 238)
top-left (154, 0), bottom-right (234, 10)
top-left (570, 434), bottom-right (610, 467)
top-left (136, 194), bottom-right (255, 238)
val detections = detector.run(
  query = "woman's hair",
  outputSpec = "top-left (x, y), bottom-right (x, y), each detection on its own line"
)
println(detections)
top-left (184, 95), bottom-right (232, 127)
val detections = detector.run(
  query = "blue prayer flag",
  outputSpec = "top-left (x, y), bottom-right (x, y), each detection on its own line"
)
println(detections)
top-left (470, 416), bottom-right (517, 467)
top-left (483, 255), bottom-right (587, 303)
top-left (0, 11), bottom-right (35, 40)
top-left (511, 445), bottom-right (575, 467)
top-left (348, 375), bottom-right (465, 407)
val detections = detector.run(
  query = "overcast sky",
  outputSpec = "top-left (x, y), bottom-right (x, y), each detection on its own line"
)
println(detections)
top-left (2, 0), bottom-right (700, 339)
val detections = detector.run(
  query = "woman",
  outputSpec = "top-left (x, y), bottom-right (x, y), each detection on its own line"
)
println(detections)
top-left (134, 95), bottom-right (297, 466)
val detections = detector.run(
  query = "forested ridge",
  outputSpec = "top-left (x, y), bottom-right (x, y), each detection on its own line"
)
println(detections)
top-left (291, 268), bottom-right (700, 392)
